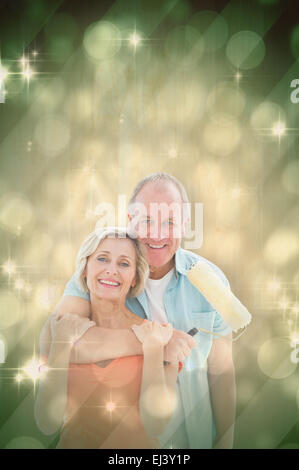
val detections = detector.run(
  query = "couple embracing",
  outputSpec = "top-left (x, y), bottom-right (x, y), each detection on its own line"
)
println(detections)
top-left (35, 172), bottom-right (235, 449)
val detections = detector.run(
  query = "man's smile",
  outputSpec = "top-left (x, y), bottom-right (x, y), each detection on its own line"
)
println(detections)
top-left (147, 243), bottom-right (167, 249)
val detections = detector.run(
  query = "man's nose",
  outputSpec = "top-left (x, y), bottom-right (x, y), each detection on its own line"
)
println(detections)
top-left (148, 222), bottom-right (168, 240)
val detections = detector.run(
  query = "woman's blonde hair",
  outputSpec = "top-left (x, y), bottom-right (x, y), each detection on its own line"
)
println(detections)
top-left (75, 227), bottom-right (149, 298)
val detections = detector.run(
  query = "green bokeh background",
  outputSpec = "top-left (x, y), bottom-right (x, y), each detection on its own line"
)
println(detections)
top-left (0, 0), bottom-right (298, 449)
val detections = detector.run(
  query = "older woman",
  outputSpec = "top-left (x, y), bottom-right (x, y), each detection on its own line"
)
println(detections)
top-left (35, 228), bottom-right (180, 449)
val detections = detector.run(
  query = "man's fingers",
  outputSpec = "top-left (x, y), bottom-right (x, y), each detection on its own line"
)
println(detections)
top-left (178, 340), bottom-right (192, 358)
top-left (186, 335), bottom-right (197, 349)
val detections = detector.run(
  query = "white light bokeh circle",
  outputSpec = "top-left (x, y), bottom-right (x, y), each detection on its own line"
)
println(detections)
top-left (34, 283), bottom-right (60, 312)
top-left (189, 10), bottom-right (228, 52)
top-left (164, 25), bottom-right (204, 69)
top-left (0, 193), bottom-right (33, 235)
top-left (206, 82), bottom-right (246, 120)
top-left (264, 229), bottom-right (299, 267)
top-left (203, 117), bottom-right (241, 157)
top-left (0, 294), bottom-right (23, 329)
top-left (226, 31), bottom-right (266, 69)
top-left (250, 101), bottom-right (286, 132)
top-left (83, 21), bottom-right (122, 62)
top-left (34, 115), bottom-right (70, 157)
top-left (282, 160), bottom-right (299, 195)
top-left (142, 384), bottom-right (177, 419)
top-left (4, 436), bottom-right (45, 449)
top-left (257, 337), bottom-right (297, 379)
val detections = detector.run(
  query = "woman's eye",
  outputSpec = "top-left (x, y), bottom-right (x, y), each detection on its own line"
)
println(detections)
top-left (120, 262), bottom-right (130, 267)
top-left (97, 257), bottom-right (107, 262)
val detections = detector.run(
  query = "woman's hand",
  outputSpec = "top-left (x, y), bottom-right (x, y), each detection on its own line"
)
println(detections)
top-left (131, 321), bottom-right (173, 348)
top-left (50, 313), bottom-right (96, 345)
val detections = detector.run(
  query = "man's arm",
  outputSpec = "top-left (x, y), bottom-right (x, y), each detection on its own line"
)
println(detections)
top-left (207, 333), bottom-right (236, 449)
top-left (40, 296), bottom-right (196, 364)
top-left (40, 296), bottom-right (143, 363)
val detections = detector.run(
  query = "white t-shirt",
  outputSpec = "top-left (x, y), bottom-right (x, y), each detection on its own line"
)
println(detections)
top-left (144, 269), bottom-right (189, 449)
top-left (144, 268), bottom-right (174, 324)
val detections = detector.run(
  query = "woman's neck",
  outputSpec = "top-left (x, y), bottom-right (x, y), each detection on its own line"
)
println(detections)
top-left (90, 294), bottom-right (131, 328)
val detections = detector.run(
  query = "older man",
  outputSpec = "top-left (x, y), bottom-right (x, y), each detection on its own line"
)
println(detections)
top-left (40, 172), bottom-right (236, 449)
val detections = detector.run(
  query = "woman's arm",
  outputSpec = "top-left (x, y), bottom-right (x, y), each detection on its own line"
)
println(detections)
top-left (35, 313), bottom-right (95, 435)
top-left (35, 341), bottom-right (72, 435)
top-left (140, 345), bottom-right (178, 438)
top-left (132, 322), bottom-right (179, 438)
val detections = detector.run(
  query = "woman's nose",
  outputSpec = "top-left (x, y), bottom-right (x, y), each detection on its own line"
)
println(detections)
top-left (105, 264), bottom-right (118, 275)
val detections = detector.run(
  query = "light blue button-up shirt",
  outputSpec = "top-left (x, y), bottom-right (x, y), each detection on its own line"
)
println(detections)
top-left (63, 247), bottom-right (232, 449)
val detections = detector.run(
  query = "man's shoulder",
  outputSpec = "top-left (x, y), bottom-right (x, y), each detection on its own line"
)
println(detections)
top-left (177, 248), bottom-right (230, 288)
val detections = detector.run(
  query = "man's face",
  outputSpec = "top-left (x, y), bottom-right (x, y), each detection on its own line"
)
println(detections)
top-left (128, 181), bottom-right (186, 275)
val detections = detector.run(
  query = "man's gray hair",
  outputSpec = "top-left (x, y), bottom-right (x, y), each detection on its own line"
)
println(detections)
top-left (128, 172), bottom-right (191, 220)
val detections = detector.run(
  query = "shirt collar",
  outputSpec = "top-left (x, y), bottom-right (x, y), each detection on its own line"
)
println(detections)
top-left (174, 247), bottom-right (189, 277)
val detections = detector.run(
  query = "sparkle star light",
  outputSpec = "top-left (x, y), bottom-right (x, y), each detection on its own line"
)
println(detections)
top-left (2, 259), bottom-right (16, 276)
top-left (22, 355), bottom-right (45, 391)
top-left (106, 401), bottom-right (116, 412)
top-left (0, 65), bottom-right (8, 82)
top-left (235, 71), bottom-right (242, 82)
top-left (267, 279), bottom-right (281, 292)
top-left (0, 63), bottom-right (8, 103)
top-left (19, 55), bottom-right (29, 68)
top-left (290, 332), bottom-right (299, 346)
top-left (15, 278), bottom-right (25, 290)
top-left (272, 121), bottom-right (286, 137)
top-left (22, 66), bottom-right (34, 82)
top-left (15, 373), bottom-right (23, 383)
top-left (129, 32), bottom-right (141, 49)
top-left (279, 298), bottom-right (289, 310)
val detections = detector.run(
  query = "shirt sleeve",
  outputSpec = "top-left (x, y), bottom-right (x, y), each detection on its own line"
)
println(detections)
top-left (212, 311), bottom-right (232, 337)
top-left (210, 265), bottom-right (233, 337)
top-left (63, 274), bottom-right (90, 301)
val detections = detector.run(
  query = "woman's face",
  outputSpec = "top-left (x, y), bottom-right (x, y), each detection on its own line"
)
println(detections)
top-left (84, 237), bottom-right (137, 302)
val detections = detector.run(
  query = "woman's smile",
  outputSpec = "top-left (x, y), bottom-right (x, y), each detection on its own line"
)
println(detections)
top-left (98, 278), bottom-right (121, 288)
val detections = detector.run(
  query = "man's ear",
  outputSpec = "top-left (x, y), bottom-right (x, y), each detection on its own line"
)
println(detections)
top-left (128, 213), bottom-right (132, 222)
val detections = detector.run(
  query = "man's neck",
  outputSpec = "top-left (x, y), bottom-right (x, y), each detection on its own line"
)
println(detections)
top-left (149, 257), bottom-right (175, 280)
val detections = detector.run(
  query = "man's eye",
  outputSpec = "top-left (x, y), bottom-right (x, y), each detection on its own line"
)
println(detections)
top-left (164, 220), bottom-right (174, 225)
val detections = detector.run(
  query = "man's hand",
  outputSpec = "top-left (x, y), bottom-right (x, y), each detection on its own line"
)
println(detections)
top-left (39, 296), bottom-right (91, 358)
top-left (164, 329), bottom-right (196, 363)
top-left (50, 313), bottom-right (95, 345)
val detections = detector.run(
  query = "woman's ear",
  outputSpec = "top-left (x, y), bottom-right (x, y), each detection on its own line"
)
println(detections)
top-left (131, 276), bottom-right (136, 288)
